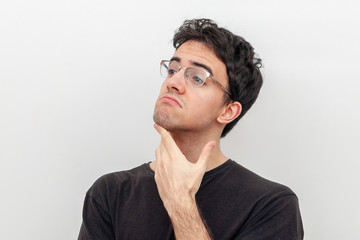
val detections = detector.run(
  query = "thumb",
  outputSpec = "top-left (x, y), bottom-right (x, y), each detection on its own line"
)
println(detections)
top-left (197, 141), bottom-right (216, 167)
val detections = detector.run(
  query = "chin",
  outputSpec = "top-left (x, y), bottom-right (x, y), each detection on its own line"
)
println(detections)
top-left (153, 113), bottom-right (170, 130)
top-left (153, 111), bottom-right (181, 132)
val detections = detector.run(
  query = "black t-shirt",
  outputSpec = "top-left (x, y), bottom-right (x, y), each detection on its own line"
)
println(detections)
top-left (78, 160), bottom-right (303, 239)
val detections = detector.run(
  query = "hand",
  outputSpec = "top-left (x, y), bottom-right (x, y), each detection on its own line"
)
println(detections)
top-left (153, 123), bottom-right (216, 209)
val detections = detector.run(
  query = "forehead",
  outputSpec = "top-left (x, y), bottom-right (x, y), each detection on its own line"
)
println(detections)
top-left (174, 41), bottom-right (222, 66)
top-left (172, 41), bottom-right (228, 83)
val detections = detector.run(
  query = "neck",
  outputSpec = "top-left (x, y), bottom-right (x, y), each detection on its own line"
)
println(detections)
top-left (169, 130), bottom-right (228, 171)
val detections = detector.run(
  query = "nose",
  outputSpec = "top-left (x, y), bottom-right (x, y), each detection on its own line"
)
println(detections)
top-left (166, 69), bottom-right (186, 94)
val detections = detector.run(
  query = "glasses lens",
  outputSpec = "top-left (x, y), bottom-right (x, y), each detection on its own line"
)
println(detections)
top-left (160, 61), bottom-right (169, 78)
top-left (160, 61), bottom-right (180, 78)
top-left (186, 68), bottom-right (207, 86)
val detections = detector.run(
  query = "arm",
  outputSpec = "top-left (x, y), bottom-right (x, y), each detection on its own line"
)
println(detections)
top-left (78, 180), bottom-right (114, 240)
top-left (166, 195), bottom-right (211, 240)
top-left (153, 124), bottom-right (215, 240)
top-left (237, 194), bottom-right (304, 240)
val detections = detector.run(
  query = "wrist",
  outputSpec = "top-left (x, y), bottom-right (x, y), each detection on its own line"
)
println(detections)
top-left (165, 196), bottom-right (211, 240)
top-left (164, 194), bottom-right (197, 218)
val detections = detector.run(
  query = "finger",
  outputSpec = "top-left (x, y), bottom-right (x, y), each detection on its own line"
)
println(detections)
top-left (154, 123), bottom-right (169, 137)
top-left (160, 140), bottom-right (170, 162)
top-left (154, 123), bottom-right (180, 154)
top-left (156, 141), bottom-right (171, 167)
top-left (154, 145), bottom-right (165, 181)
top-left (197, 141), bottom-right (216, 167)
top-left (155, 146), bottom-right (161, 166)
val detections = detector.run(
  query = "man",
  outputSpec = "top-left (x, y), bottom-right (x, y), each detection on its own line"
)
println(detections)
top-left (78, 19), bottom-right (303, 240)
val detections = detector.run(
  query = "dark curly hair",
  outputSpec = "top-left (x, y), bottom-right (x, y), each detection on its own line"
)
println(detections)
top-left (173, 18), bottom-right (263, 137)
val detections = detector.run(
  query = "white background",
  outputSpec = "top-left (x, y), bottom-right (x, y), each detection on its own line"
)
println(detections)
top-left (1, 0), bottom-right (359, 239)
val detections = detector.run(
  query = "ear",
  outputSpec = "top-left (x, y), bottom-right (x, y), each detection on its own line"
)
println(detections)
top-left (217, 101), bottom-right (242, 124)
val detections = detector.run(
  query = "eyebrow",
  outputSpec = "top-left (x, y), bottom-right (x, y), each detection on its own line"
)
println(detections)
top-left (170, 57), bottom-right (214, 76)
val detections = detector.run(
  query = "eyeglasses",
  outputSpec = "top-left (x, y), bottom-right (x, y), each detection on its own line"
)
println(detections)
top-left (160, 60), bottom-right (231, 96)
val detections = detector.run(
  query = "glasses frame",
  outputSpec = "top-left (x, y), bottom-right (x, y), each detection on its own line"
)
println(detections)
top-left (160, 60), bottom-right (232, 96)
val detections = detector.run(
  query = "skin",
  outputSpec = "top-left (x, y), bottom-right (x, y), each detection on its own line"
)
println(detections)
top-left (151, 41), bottom-right (242, 239)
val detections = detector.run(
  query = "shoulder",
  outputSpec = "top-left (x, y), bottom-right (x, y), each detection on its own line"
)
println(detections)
top-left (199, 160), bottom-right (303, 238)
top-left (206, 160), bottom-right (300, 213)
top-left (228, 161), bottom-right (303, 237)
top-left (228, 160), bottom-right (296, 197)
top-left (86, 163), bottom-right (153, 203)
top-left (202, 160), bottom-right (299, 209)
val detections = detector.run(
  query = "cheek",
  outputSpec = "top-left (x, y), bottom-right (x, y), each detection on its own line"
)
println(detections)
top-left (161, 80), bottom-right (167, 89)
top-left (205, 94), bottom-right (225, 115)
top-left (157, 81), bottom-right (167, 95)
top-left (188, 93), bottom-right (222, 116)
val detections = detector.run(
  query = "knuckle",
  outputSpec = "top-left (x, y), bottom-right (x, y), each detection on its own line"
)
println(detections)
top-left (159, 160), bottom-right (166, 168)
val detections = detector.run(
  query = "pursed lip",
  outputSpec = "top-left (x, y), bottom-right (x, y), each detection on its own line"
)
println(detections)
top-left (159, 94), bottom-right (182, 108)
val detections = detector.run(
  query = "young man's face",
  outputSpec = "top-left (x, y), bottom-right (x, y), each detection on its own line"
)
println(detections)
top-left (153, 40), bottom-right (229, 135)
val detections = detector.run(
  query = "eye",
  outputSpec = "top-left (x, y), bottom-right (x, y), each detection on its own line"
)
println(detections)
top-left (168, 69), bottom-right (177, 75)
top-left (193, 76), bottom-right (205, 85)
top-left (186, 69), bottom-right (206, 86)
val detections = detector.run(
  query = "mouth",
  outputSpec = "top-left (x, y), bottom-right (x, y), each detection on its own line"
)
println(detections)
top-left (159, 94), bottom-right (182, 108)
